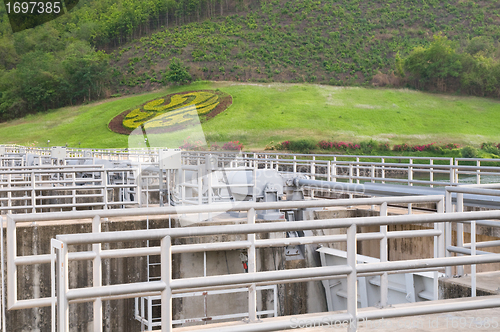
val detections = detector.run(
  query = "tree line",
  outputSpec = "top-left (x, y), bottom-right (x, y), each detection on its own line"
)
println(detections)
top-left (399, 34), bottom-right (500, 98)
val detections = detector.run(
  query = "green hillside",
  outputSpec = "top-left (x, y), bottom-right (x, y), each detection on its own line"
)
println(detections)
top-left (2, 0), bottom-right (500, 121)
top-left (1, 82), bottom-right (499, 149)
top-left (113, 0), bottom-right (500, 93)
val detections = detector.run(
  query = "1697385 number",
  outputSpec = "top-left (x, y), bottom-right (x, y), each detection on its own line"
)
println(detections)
top-left (5, 2), bottom-right (61, 14)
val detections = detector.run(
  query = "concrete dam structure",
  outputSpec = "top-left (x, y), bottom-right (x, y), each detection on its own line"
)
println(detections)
top-left (1, 145), bottom-right (500, 331)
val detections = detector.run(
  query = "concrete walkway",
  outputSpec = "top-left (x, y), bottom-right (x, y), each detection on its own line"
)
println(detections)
top-left (173, 295), bottom-right (500, 332)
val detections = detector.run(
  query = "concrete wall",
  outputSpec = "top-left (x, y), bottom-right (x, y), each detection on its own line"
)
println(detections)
top-left (8, 218), bottom-right (151, 332)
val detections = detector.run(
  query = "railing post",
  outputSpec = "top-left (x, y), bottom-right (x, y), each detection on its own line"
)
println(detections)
top-left (451, 159), bottom-right (457, 185)
top-left (57, 240), bottom-right (69, 332)
top-left (445, 189), bottom-right (453, 277)
top-left (332, 157), bottom-right (337, 183)
top-left (247, 208), bottom-right (257, 322)
top-left (381, 157), bottom-right (385, 184)
top-left (103, 170), bottom-right (108, 210)
top-left (50, 239), bottom-right (58, 332)
top-left (161, 235), bottom-right (172, 332)
top-left (349, 163), bottom-right (353, 184)
top-left (430, 159), bottom-right (434, 188)
top-left (456, 193), bottom-right (464, 277)
top-left (379, 202), bottom-right (388, 308)
top-left (7, 174), bottom-right (11, 212)
top-left (72, 170), bottom-right (76, 211)
top-left (355, 157), bottom-right (360, 184)
top-left (6, 216), bottom-right (15, 309)
top-left (311, 156), bottom-right (315, 198)
top-left (136, 164), bottom-right (142, 207)
top-left (347, 224), bottom-right (357, 331)
top-left (476, 160), bottom-right (481, 185)
top-left (327, 161), bottom-right (331, 182)
top-left (471, 220), bottom-right (476, 297)
top-left (293, 156), bottom-right (297, 175)
top-left (408, 158), bottom-right (413, 186)
top-left (93, 216), bottom-right (103, 332)
top-left (31, 171), bottom-right (36, 213)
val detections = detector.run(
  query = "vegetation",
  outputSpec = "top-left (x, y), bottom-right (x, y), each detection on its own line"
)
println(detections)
top-left (164, 57), bottom-right (192, 84)
top-left (3, 0), bottom-right (500, 120)
top-left (108, 89), bottom-right (231, 134)
top-left (1, 82), bottom-right (500, 150)
top-left (401, 34), bottom-right (500, 97)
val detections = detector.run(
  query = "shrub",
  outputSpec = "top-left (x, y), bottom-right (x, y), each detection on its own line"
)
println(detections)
top-left (179, 138), bottom-right (204, 150)
top-left (288, 140), bottom-right (318, 152)
top-left (360, 140), bottom-right (376, 153)
top-left (392, 144), bottom-right (411, 152)
top-left (443, 143), bottom-right (460, 150)
top-left (378, 142), bottom-right (390, 151)
top-left (461, 146), bottom-right (478, 158)
top-left (222, 141), bottom-right (243, 151)
top-left (276, 141), bottom-right (290, 150)
top-left (318, 140), bottom-right (334, 149)
top-left (480, 142), bottom-right (499, 154)
top-left (164, 57), bottom-right (192, 84)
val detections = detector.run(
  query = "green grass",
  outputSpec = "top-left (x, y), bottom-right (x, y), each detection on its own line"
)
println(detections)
top-left (1, 81), bottom-right (500, 149)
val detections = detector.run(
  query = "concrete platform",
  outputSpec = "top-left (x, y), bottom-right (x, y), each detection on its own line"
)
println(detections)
top-left (172, 295), bottom-right (500, 332)
top-left (450, 271), bottom-right (500, 294)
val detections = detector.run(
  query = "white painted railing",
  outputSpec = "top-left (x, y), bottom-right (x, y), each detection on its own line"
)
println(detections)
top-left (48, 201), bottom-right (500, 332)
top-left (0, 165), bottom-right (141, 213)
top-left (445, 184), bottom-right (500, 295)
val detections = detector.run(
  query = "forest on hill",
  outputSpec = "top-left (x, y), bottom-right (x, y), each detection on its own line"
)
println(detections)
top-left (1, 0), bottom-right (500, 121)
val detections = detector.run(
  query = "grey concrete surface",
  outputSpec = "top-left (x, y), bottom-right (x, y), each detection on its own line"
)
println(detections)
top-left (175, 295), bottom-right (500, 332)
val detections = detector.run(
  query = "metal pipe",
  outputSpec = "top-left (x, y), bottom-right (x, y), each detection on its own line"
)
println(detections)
top-left (464, 240), bottom-right (500, 249)
top-left (296, 178), bottom-right (365, 193)
top-left (9, 195), bottom-right (444, 222)
top-left (446, 186), bottom-right (500, 196)
top-left (56, 209), bottom-right (500, 245)
top-left (447, 246), bottom-right (492, 256)
top-left (66, 281), bottom-right (166, 301)
top-left (356, 253), bottom-right (500, 274)
top-left (170, 265), bottom-right (352, 290)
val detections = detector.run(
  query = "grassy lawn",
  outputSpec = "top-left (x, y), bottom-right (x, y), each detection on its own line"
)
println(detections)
top-left (1, 81), bottom-right (500, 149)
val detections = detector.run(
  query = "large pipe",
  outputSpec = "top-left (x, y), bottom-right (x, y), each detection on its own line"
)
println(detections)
top-left (295, 178), bottom-right (365, 193)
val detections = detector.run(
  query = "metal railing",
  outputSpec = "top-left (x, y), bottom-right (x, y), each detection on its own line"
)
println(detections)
top-left (183, 151), bottom-right (500, 187)
top-left (4, 196), bottom-right (440, 315)
top-left (135, 285), bottom-right (277, 330)
top-left (4, 145), bottom-right (500, 188)
top-left (0, 165), bottom-right (142, 213)
top-left (47, 200), bottom-right (500, 332)
top-left (445, 184), bottom-right (500, 296)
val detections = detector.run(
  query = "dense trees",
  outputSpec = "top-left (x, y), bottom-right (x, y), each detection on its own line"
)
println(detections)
top-left (0, 42), bottom-right (111, 120)
top-left (402, 35), bottom-right (500, 97)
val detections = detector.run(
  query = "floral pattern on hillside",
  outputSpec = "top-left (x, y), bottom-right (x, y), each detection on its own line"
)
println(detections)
top-left (108, 90), bottom-right (232, 135)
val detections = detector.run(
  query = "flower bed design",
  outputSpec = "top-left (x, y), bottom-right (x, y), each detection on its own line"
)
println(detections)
top-left (108, 90), bottom-right (232, 135)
